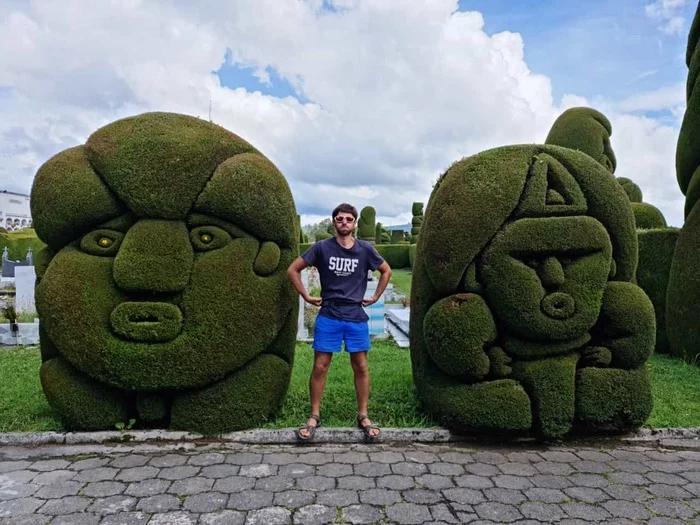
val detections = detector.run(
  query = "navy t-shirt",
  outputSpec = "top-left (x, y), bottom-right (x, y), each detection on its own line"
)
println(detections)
top-left (302, 237), bottom-right (385, 322)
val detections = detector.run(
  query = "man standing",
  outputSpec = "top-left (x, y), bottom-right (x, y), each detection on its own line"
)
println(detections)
top-left (287, 203), bottom-right (392, 441)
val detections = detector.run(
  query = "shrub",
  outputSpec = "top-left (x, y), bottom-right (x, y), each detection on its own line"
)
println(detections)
top-left (631, 202), bottom-right (667, 229)
top-left (616, 177), bottom-right (643, 203)
top-left (31, 112), bottom-right (299, 433)
top-left (667, 5), bottom-right (700, 362)
top-left (411, 144), bottom-right (653, 438)
top-left (357, 206), bottom-right (376, 241)
top-left (390, 230), bottom-right (404, 244)
top-left (375, 244), bottom-right (410, 269)
top-left (315, 232), bottom-right (332, 241)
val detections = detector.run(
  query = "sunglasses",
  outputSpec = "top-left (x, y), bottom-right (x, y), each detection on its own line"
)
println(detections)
top-left (334, 216), bottom-right (356, 223)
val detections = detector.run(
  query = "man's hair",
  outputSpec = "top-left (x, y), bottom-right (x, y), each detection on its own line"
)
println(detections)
top-left (332, 203), bottom-right (358, 220)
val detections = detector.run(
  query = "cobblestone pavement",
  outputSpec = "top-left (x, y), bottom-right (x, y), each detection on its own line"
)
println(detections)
top-left (1, 440), bottom-right (700, 524)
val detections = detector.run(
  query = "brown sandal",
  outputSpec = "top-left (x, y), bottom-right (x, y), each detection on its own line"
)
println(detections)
top-left (357, 414), bottom-right (381, 441)
top-left (296, 414), bottom-right (321, 441)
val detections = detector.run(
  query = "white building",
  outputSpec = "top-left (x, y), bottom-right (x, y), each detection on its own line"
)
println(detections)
top-left (0, 191), bottom-right (32, 231)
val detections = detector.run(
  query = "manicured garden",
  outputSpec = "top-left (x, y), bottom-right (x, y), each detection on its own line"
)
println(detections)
top-left (2, 341), bottom-right (699, 433)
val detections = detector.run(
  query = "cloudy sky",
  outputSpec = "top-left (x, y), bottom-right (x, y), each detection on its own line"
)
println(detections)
top-left (0, 0), bottom-right (696, 228)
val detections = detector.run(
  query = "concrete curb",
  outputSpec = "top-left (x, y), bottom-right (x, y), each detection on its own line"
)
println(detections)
top-left (1, 427), bottom-right (699, 448)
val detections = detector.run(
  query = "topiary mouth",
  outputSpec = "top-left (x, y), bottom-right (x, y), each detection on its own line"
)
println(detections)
top-left (110, 302), bottom-right (183, 342)
top-left (541, 292), bottom-right (575, 320)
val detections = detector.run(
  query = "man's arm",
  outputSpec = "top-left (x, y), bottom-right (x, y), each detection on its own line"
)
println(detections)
top-left (363, 261), bottom-right (392, 306)
top-left (287, 256), bottom-right (322, 306)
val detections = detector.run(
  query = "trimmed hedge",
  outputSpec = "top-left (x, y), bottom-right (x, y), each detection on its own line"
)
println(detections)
top-left (411, 145), bottom-right (653, 438)
top-left (668, 6), bottom-right (700, 362)
top-left (375, 244), bottom-right (411, 269)
top-left (631, 202), bottom-right (667, 229)
top-left (545, 107), bottom-right (617, 173)
top-left (357, 206), bottom-right (376, 241)
top-left (637, 228), bottom-right (679, 354)
top-left (31, 112), bottom-right (299, 434)
top-left (617, 177), bottom-right (643, 203)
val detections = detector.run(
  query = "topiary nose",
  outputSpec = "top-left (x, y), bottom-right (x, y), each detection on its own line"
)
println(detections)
top-left (113, 219), bottom-right (193, 293)
top-left (538, 256), bottom-right (565, 289)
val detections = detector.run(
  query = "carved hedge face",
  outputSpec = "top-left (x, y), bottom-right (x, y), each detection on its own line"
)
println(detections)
top-left (480, 216), bottom-right (612, 342)
top-left (32, 112), bottom-right (298, 391)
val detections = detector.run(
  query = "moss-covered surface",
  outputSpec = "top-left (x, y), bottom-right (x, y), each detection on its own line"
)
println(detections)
top-left (411, 144), bottom-right (653, 438)
top-left (31, 112), bottom-right (299, 433)
top-left (616, 177), bottom-right (643, 203)
top-left (636, 228), bottom-right (679, 354)
top-left (357, 206), bottom-right (376, 241)
top-left (545, 107), bottom-right (616, 173)
top-left (631, 202), bottom-right (667, 229)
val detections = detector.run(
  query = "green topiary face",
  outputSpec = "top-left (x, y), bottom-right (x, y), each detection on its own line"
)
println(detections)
top-left (31, 113), bottom-right (298, 430)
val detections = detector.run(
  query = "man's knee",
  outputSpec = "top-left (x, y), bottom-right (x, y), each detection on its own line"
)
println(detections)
top-left (350, 353), bottom-right (369, 375)
top-left (312, 354), bottom-right (332, 377)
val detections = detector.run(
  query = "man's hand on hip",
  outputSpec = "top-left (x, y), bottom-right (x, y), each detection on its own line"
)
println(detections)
top-left (305, 296), bottom-right (323, 307)
top-left (362, 296), bottom-right (379, 307)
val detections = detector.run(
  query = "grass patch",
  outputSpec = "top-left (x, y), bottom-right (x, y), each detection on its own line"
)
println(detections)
top-left (2, 344), bottom-right (699, 432)
top-left (388, 268), bottom-right (412, 296)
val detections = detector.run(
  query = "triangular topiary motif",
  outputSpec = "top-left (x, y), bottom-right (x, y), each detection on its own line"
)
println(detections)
top-left (514, 154), bottom-right (588, 218)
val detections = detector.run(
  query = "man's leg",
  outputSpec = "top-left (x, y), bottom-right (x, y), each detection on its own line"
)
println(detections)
top-left (350, 351), bottom-right (379, 437)
top-left (299, 351), bottom-right (333, 438)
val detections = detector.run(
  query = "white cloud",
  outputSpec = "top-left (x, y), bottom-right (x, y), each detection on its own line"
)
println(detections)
top-left (645, 0), bottom-right (690, 35)
top-left (0, 0), bottom-right (687, 230)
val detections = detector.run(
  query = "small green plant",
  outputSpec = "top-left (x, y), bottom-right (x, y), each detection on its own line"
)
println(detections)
top-left (114, 418), bottom-right (136, 433)
top-left (2, 304), bottom-right (17, 324)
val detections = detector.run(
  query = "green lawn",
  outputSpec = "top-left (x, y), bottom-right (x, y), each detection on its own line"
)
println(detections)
top-left (389, 268), bottom-right (413, 296)
top-left (1, 344), bottom-right (699, 432)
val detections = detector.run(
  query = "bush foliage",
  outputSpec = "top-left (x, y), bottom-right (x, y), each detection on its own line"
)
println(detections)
top-left (31, 112), bottom-right (299, 434)
top-left (411, 144), bottom-right (654, 438)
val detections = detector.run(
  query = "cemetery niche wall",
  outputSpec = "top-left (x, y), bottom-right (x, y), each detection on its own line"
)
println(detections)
top-left (30, 112), bottom-right (299, 434)
top-left (410, 145), bottom-right (655, 439)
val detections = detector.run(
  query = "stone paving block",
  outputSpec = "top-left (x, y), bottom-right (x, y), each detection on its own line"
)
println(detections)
top-left (158, 465), bottom-right (200, 480)
top-left (338, 475), bottom-right (375, 490)
top-left (149, 454), bottom-right (188, 468)
top-left (315, 463), bottom-right (352, 477)
top-left (369, 451), bottom-right (405, 464)
top-left (316, 488), bottom-right (359, 506)
top-left (403, 488), bottom-right (443, 504)
top-left (646, 461), bottom-right (688, 473)
top-left (354, 462), bottom-right (391, 477)
top-left (646, 498), bottom-right (696, 518)
top-left (506, 452), bottom-right (542, 463)
top-left (608, 472), bottom-right (649, 485)
top-left (428, 462), bottom-right (464, 476)
top-left (603, 484), bottom-right (650, 501)
top-left (473, 501), bottom-right (522, 522)
top-left (0, 497), bottom-right (43, 517)
top-left (493, 474), bottom-right (533, 489)
top-left (377, 474), bottom-right (414, 490)
top-left (295, 475), bottom-right (335, 491)
top-left (647, 483), bottom-right (693, 499)
top-left (73, 467), bottom-right (118, 483)
top-left (341, 504), bottom-right (383, 524)
top-left (610, 450), bottom-right (650, 462)
top-left (520, 501), bottom-right (566, 521)
top-left (568, 472), bottom-right (609, 488)
top-left (116, 466), bottom-right (160, 482)
top-left (253, 474), bottom-right (294, 492)
top-left (561, 501), bottom-right (611, 521)
top-left (199, 509), bottom-right (246, 525)
top-left (81, 481), bottom-right (126, 498)
top-left (564, 486), bottom-right (609, 503)
top-left (32, 470), bottom-right (76, 484)
top-left (465, 463), bottom-right (500, 476)
top-left (135, 494), bottom-right (182, 513)
top-left (535, 462), bottom-right (575, 475)
top-left (293, 452), bottom-right (331, 466)
top-left (124, 478), bottom-right (171, 497)
top-left (454, 473), bottom-right (494, 489)
top-left (200, 464), bottom-right (240, 479)
top-left (109, 455), bottom-right (150, 469)
top-left (429, 503), bottom-right (460, 523)
top-left (473, 451), bottom-right (507, 465)
top-left (404, 451), bottom-right (440, 463)
top-left (687, 483), bottom-right (700, 496)
top-left (50, 514), bottom-right (100, 525)
top-left (391, 461), bottom-right (428, 476)
top-left (574, 450), bottom-right (614, 462)
top-left (274, 489), bottom-right (315, 507)
top-left (29, 459), bottom-right (70, 472)
top-left (0, 469), bottom-right (36, 484)
top-left (86, 495), bottom-right (137, 515)
top-left (416, 473), bottom-right (453, 489)
top-left (186, 453), bottom-right (226, 467)
top-left (239, 463), bottom-right (277, 478)
top-left (648, 518), bottom-right (690, 525)
top-left (0, 461), bottom-right (32, 474)
top-left (539, 451), bottom-right (579, 463)
top-left (358, 488), bottom-right (400, 505)
top-left (571, 460), bottom-right (610, 473)
top-left (169, 476), bottom-right (215, 495)
top-left (262, 452), bottom-right (299, 465)
top-left (498, 462), bottom-right (538, 476)
top-left (148, 511), bottom-right (197, 524)
top-left (212, 476), bottom-right (256, 494)
top-left (292, 504), bottom-right (335, 525)
top-left (482, 487), bottom-right (526, 504)
top-left (70, 458), bottom-right (110, 471)
top-left (183, 492), bottom-right (228, 513)
top-left (0, 482), bottom-right (39, 501)
top-left (227, 489), bottom-right (273, 510)
top-left (531, 474), bottom-right (572, 489)
top-left (99, 511), bottom-right (150, 525)
top-left (610, 460), bottom-right (651, 473)
top-left (278, 464), bottom-right (315, 478)
top-left (687, 498), bottom-right (700, 511)
top-left (524, 487), bottom-right (568, 503)
top-left (37, 495), bottom-right (90, 515)
top-left (333, 452), bottom-right (368, 464)
top-left (444, 487), bottom-right (486, 505)
top-left (602, 500), bottom-right (651, 519)
top-left (386, 502), bottom-right (432, 524)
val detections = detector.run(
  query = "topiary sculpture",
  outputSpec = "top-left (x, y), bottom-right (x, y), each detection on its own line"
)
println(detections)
top-left (667, 3), bottom-right (700, 363)
top-left (31, 112), bottom-right (299, 434)
top-left (410, 145), bottom-right (654, 438)
top-left (545, 107), bottom-right (617, 174)
top-left (411, 201), bottom-right (424, 244)
top-left (615, 177), bottom-right (667, 229)
top-left (357, 206), bottom-right (376, 242)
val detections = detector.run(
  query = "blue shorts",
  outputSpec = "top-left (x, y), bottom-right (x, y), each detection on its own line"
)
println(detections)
top-left (313, 314), bottom-right (370, 353)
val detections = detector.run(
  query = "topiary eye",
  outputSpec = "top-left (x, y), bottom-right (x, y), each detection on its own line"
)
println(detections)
top-left (190, 226), bottom-right (231, 252)
top-left (80, 229), bottom-right (123, 257)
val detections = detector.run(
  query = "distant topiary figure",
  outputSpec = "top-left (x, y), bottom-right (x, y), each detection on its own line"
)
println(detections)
top-left (616, 177), bottom-right (667, 229)
top-left (545, 107), bottom-right (616, 173)
top-left (410, 145), bottom-right (654, 438)
top-left (411, 202), bottom-right (424, 244)
top-left (667, 4), bottom-right (700, 363)
top-left (357, 206), bottom-right (376, 242)
top-left (31, 112), bottom-right (299, 434)
top-left (391, 229), bottom-right (404, 244)
top-left (375, 222), bottom-right (383, 244)
top-left (617, 177), bottom-right (642, 202)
